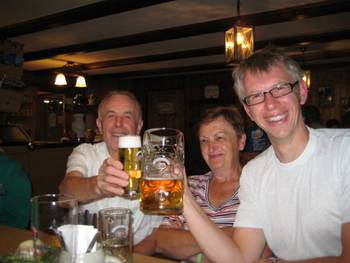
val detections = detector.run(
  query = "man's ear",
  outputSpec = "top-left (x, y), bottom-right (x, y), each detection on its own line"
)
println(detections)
top-left (137, 120), bottom-right (143, 135)
top-left (298, 80), bottom-right (309, 105)
top-left (96, 118), bottom-right (103, 134)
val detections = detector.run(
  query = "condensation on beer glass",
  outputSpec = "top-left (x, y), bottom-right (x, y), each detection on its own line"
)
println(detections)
top-left (140, 128), bottom-right (185, 215)
top-left (118, 135), bottom-right (142, 199)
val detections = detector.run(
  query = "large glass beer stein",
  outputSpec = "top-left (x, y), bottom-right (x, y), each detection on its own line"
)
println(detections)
top-left (140, 128), bottom-right (184, 215)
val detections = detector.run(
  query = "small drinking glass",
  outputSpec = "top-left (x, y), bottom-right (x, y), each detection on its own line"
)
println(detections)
top-left (98, 207), bottom-right (132, 263)
top-left (31, 193), bottom-right (78, 261)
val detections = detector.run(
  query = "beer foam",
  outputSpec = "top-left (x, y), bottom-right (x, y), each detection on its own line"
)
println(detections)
top-left (119, 135), bottom-right (141, 148)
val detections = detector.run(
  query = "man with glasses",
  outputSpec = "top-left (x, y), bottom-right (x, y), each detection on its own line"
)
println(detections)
top-left (183, 47), bottom-right (350, 262)
top-left (242, 81), bottom-right (298, 106)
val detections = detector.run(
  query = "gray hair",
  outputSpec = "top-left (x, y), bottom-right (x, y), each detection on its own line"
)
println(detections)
top-left (233, 46), bottom-right (304, 102)
top-left (98, 90), bottom-right (142, 121)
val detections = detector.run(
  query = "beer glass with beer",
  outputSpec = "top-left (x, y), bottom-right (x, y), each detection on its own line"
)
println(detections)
top-left (118, 135), bottom-right (142, 199)
top-left (140, 128), bottom-right (184, 215)
top-left (98, 207), bottom-right (132, 263)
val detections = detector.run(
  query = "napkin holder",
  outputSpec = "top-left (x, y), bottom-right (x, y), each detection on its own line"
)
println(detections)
top-left (57, 224), bottom-right (104, 263)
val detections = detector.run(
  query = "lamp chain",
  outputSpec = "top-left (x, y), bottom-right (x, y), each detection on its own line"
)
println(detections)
top-left (237, 0), bottom-right (241, 17)
top-left (300, 46), bottom-right (306, 66)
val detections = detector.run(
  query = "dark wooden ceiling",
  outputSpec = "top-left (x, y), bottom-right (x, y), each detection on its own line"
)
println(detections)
top-left (1, 0), bottom-right (350, 79)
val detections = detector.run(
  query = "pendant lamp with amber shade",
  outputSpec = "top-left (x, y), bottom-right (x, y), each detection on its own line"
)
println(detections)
top-left (225, 0), bottom-right (254, 64)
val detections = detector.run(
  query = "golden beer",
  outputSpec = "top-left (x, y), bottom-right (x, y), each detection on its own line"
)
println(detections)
top-left (118, 136), bottom-right (142, 199)
top-left (121, 147), bottom-right (142, 198)
top-left (126, 169), bottom-right (141, 195)
top-left (99, 208), bottom-right (132, 263)
top-left (140, 178), bottom-right (184, 215)
top-left (102, 239), bottom-right (132, 263)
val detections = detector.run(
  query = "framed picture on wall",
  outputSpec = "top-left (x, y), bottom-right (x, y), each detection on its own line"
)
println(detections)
top-left (318, 86), bottom-right (334, 107)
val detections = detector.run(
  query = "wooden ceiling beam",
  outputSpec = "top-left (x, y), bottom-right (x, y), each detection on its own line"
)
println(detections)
top-left (23, 0), bottom-right (350, 62)
top-left (93, 62), bottom-right (231, 79)
top-left (30, 28), bottom-right (350, 74)
top-left (256, 29), bottom-right (350, 49)
top-left (293, 49), bottom-right (350, 62)
top-left (79, 29), bottom-right (350, 70)
top-left (90, 51), bottom-right (350, 79)
top-left (29, 47), bottom-right (350, 78)
top-left (0, 0), bottom-right (174, 38)
top-left (84, 47), bottom-right (224, 70)
top-left (30, 25), bottom-right (350, 79)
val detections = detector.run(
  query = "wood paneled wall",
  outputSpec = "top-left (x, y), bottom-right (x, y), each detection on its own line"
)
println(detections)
top-left (89, 66), bottom-right (350, 173)
top-left (24, 66), bottom-right (350, 173)
top-left (308, 67), bottom-right (350, 126)
top-left (89, 71), bottom-right (239, 174)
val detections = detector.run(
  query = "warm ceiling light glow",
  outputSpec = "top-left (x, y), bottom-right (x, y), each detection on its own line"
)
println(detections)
top-left (54, 62), bottom-right (87, 88)
top-left (303, 70), bottom-right (311, 88)
top-left (225, 25), bottom-right (254, 64)
top-left (236, 32), bottom-right (244, 45)
top-left (54, 73), bottom-right (67, 86)
top-left (300, 46), bottom-right (311, 88)
top-left (75, 75), bottom-right (87, 88)
top-left (225, 0), bottom-right (254, 64)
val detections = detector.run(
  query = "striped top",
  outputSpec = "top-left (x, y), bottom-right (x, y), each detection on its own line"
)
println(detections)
top-left (162, 171), bottom-right (240, 230)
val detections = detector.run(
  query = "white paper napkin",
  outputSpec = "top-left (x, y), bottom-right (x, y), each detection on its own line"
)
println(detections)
top-left (58, 224), bottom-right (98, 254)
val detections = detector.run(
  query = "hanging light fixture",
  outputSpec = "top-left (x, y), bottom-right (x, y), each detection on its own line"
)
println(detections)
top-left (75, 75), bottom-right (87, 88)
top-left (54, 73), bottom-right (67, 86)
top-left (225, 0), bottom-right (254, 64)
top-left (300, 47), bottom-right (311, 88)
top-left (303, 70), bottom-right (311, 88)
top-left (54, 62), bottom-right (87, 88)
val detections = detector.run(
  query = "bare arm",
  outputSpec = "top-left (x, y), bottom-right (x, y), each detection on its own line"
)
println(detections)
top-left (133, 228), bottom-right (157, 255)
top-left (134, 227), bottom-right (201, 259)
top-left (183, 183), bottom-right (266, 263)
top-left (59, 157), bottom-right (128, 203)
top-left (154, 228), bottom-right (202, 260)
top-left (59, 171), bottom-right (101, 203)
top-left (135, 224), bottom-right (235, 261)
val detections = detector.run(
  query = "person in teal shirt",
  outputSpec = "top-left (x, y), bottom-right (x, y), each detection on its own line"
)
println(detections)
top-left (0, 150), bottom-right (31, 229)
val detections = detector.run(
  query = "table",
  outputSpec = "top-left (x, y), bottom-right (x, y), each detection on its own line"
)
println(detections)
top-left (0, 225), bottom-right (177, 263)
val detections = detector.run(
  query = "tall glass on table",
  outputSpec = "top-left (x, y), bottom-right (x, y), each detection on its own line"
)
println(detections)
top-left (98, 207), bottom-right (132, 263)
top-left (31, 194), bottom-right (78, 262)
top-left (140, 128), bottom-right (185, 215)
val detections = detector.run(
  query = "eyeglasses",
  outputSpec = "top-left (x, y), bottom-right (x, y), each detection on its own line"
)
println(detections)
top-left (243, 81), bottom-right (299, 106)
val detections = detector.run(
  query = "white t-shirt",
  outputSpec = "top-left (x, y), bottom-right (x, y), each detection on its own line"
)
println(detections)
top-left (234, 128), bottom-right (350, 260)
top-left (66, 142), bottom-right (163, 244)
